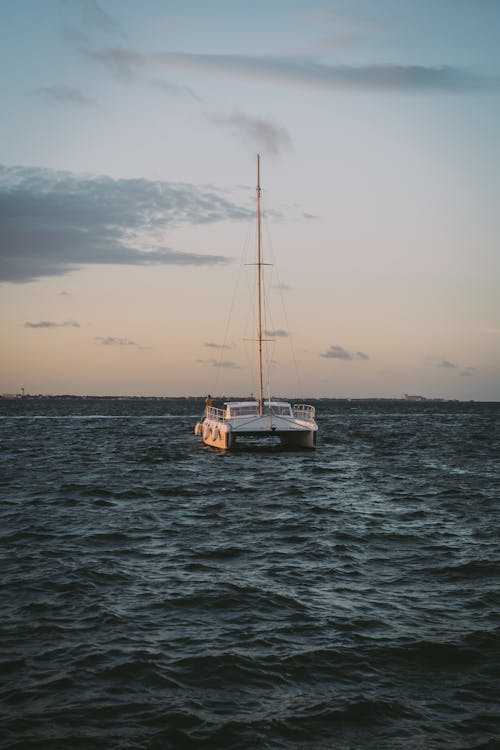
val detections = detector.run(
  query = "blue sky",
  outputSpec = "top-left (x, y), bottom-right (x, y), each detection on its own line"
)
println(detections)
top-left (1, 0), bottom-right (499, 398)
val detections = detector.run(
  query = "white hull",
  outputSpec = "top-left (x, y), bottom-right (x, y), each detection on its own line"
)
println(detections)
top-left (195, 401), bottom-right (317, 450)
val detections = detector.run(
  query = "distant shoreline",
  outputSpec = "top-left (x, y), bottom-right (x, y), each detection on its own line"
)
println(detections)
top-left (1, 394), bottom-right (491, 403)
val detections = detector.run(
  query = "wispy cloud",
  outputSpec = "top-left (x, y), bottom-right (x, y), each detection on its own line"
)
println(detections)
top-left (150, 78), bottom-right (202, 101)
top-left (264, 329), bottom-right (288, 338)
top-left (83, 47), bottom-right (497, 93)
top-left (321, 344), bottom-right (369, 360)
top-left (204, 342), bottom-right (235, 349)
top-left (30, 85), bottom-right (95, 107)
top-left (95, 336), bottom-right (151, 350)
top-left (0, 164), bottom-right (249, 283)
top-left (209, 111), bottom-right (292, 156)
top-left (81, 46), bottom-right (137, 79)
top-left (434, 357), bottom-right (477, 376)
top-left (60, 24), bottom-right (91, 47)
top-left (95, 336), bottom-right (135, 346)
top-left (59, 2), bottom-right (126, 53)
top-left (76, 0), bottom-right (125, 38)
top-left (197, 358), bottom-right (240, 369)
top-left (25, 320), bottom-right (80, 329)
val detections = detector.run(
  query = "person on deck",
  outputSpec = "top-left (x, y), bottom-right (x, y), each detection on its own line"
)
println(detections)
top-left (204, 394), bottom-right (212, 415)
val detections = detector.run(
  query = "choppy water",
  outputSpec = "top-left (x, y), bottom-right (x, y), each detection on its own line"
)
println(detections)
top-left (1, 397), bottom-right (499, 750)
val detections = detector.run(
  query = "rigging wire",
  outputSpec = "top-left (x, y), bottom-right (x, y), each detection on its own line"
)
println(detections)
top-left (261, 204), bottom-right (305, 400)
top-left (211, 215), bottom-right (253, 397)
top-left (209, 159), bottom-right (305, 402)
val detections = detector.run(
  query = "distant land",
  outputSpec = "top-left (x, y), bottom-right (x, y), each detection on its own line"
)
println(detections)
top-left (0, 393), bottom-right (479, 403)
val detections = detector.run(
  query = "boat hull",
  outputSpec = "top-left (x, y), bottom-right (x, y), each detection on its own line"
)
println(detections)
top-left (195, 419), bottom-right (234, 450)
top-left (195, 412), bottom-right (317, 450)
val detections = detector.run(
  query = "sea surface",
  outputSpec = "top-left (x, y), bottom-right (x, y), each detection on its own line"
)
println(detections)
top-left (1, 397), bottom-right (499, 750)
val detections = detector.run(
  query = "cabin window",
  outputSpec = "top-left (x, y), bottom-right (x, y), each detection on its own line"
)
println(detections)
top-left (227, 405), bottom-right (259, 417)
top-left (265, 405), bottom-right (292, 416)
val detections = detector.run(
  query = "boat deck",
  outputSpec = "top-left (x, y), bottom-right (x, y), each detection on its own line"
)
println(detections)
top-left (206, 401), bottom-right (316, 423)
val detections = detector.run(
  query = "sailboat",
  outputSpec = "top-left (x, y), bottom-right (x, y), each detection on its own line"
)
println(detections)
top-left (194, 155), bottom-right (318, 450)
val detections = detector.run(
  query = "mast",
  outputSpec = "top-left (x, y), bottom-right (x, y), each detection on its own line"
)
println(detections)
top-left (256, 154), bottom-right (264, 416)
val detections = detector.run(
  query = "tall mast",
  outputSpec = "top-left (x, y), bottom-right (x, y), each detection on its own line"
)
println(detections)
top-left (256, 154), bottom-right (264, 416)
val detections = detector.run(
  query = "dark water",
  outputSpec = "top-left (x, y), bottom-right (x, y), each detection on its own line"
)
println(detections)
top-left (1, 397), bottom-right (499, 750)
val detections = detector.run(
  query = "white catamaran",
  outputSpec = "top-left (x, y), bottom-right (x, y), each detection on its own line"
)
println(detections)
top-left (194, 155), bottom-right (318, 450)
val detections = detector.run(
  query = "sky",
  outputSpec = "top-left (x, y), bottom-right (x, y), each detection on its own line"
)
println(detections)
top-left (1, 0), bottom-right (499, 400)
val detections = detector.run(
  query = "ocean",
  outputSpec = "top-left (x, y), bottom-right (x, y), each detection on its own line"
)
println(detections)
top-left (1, 397), bottom-right (499, 750)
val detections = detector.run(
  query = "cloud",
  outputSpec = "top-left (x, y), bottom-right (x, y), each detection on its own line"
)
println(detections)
top-left (59, 2), bottom-right (125, 53)
top-left (321, 344), bottom-right (369, 360)
top-left (209, 111), bottom-right (292, 156)
top-left (76, 0), bottom-right (125, 37)
top-left (25, 320), bottom-right (80, 329)
top-left (59, 24), bottom-right (91, 47)
top-left (197, 358), bottom-right (240, 369)
top-left (433, 357), bottom-right (477, 376)
top-left (0, 164), bottom-right (249, 283)
top-left (83, 47), bottom-right (497, 93)
top-left (264, 329), bottom-right (288, 338)
top-left (94, 336), bottom-right (151, 350)
top-left (150, 78), bottom-right (202, 102)
top-left (204, 342), bottom-right (234, 349)
top-left (30, 85), bottom-right (95, 107)
top-left (95, 336), bottom-right (134, 346)
top-left (80, 46), bottom-right (137, 80)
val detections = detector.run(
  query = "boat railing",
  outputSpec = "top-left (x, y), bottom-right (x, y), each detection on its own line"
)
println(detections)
top-left (206, 405), bottom-right (226, 421)
top-left (293, 404), bottom-right (316, 421)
